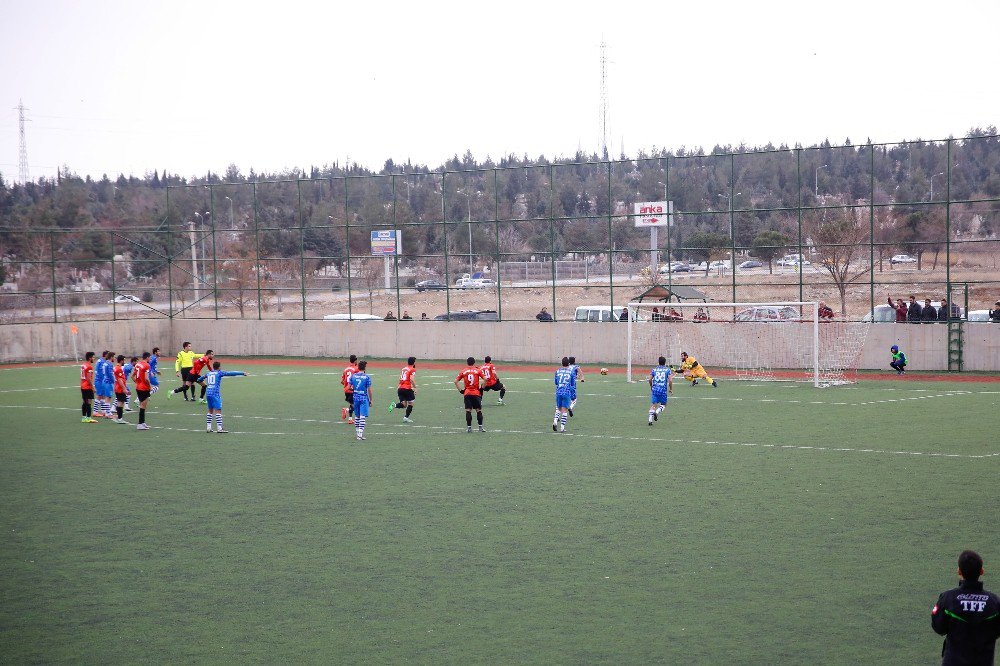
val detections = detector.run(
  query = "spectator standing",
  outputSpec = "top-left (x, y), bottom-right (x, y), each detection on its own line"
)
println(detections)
top-left (818, 302), bottom-right (835, 320)
top-left (931, 550), bottom-right (1000, 665)
top-left (888, 297), bottom-right (908, 322)
top-left (421, 312), bottom-right (428, 321)
top-left (536, 307), bottom-right (553, 322)
top-left (990, 301), bottom-right (1000, 323)
top-left (401, 311), bottom-right (413, 320)
top-left (938, 299), bottom-right (951, 322)
top-left (922, 298), bottom-right (938, 322)
top-left (384, 311), bottom-right (397, 321)
top-left (908, 295), bottom-right (923, 323)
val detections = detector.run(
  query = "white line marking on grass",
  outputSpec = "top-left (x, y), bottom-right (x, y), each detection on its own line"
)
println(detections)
top-left (0, 385), bottom-right (77, 393)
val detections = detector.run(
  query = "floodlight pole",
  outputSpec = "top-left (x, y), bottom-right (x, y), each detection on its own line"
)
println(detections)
top-left (188, 219), bottom-right (200, 303)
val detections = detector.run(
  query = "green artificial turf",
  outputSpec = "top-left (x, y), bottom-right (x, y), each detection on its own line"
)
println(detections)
top-left (0, 363), bottom-right (996, 664)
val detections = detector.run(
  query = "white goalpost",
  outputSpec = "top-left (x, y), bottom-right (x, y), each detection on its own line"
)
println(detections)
top-left (625, 301), bottom-right (870, 388)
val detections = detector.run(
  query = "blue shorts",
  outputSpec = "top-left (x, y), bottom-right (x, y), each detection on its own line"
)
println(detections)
top-left (353, 400), bottom-right (370, 417)
top-left (207, 395), bottom-right (222, 410)
top-left (556, 393), bottom-right (572, 409)
top-left (651, 390), bottom-right (668, 405)
top-left (97, 381), bottom-right (112, 396)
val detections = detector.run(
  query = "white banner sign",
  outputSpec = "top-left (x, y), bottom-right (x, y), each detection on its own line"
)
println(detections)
top-left (370, 229), bottom-right (402, 256)
top-left (633, 201), bottom-right (673, 228)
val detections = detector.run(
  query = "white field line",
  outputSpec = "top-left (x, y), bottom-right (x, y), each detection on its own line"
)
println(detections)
top-left (1, 404), bottom-right (996, 460)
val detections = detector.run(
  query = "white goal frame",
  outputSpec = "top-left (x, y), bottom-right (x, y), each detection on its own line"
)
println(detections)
top-left (626, 301), bottom-right (840, 387)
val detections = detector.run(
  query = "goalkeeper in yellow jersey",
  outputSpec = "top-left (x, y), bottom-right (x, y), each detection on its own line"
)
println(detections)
top-left (679, 351), bottom-right (718, 388)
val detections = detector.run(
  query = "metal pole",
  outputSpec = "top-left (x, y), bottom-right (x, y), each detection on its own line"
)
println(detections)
top-left (211, 190), bottom-right (219, 320)
top-left (869, 145), bottom-right (875, 322)
top-left (442, 174), bottom-right (450, 318)
top-left (298, 180), bottom-right (306, 320)
top-left (392, 175), bottom-right (401, 322)
top-left (189, 220), bottom-right (200, 304)
top-left (252, 183), bottom-right (261, 320)
top-left (730, 154), bottom-right (737, 304)
top-left (110, 231), bottom-right (116, 320)
top-left (344, 178), bottom-right (352, 319)
top-left (945, 141), bottom-right (952, 324)
top-left (664, 161), bottom-right (672, 293)
top-left (607, 161), bottom-right (614, 315)
top-left (493, 169), bottom-right (502, 321)
top-left (166, 186), bottom-right (174, 319)
top-left (49, 231), bottom-right (58, 323)
top-left (796, 149), bottom-right (804, 303)
top-left (548, 165), bottom-right (556, 319)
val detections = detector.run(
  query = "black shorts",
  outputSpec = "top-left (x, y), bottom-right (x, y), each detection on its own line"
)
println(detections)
top-left (482, 381), bottom-right (505, 393)
top-left (345, 391), bottom-right (354, 404)
top-left (115, 392), bottom-right (127, 402)
top-left (136, 390), bottom-right (151, 402)
top-left (181, 368), bottom-right (194, 383)
top-left (463, 394), bottom-right (483, 410)
top-left (397, 388), bottom-right (415, 402)
top-left (81, 388), bottom-right (94, 400)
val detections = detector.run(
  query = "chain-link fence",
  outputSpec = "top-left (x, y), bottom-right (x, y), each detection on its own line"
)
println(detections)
top-left (2, 136), bottom-right (999, 325)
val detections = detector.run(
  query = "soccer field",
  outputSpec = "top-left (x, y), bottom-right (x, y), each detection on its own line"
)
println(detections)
top-left (0, 361), bottom-right (997, 664)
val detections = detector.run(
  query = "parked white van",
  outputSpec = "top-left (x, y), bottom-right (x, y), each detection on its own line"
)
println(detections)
top-left (574, 305), bottom-right (627, 322)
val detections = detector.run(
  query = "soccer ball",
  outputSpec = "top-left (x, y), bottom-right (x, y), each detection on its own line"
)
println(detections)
top-left (600, 368), bottom-right (609, 375)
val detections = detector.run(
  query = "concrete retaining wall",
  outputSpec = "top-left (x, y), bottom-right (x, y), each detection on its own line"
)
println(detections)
top-left (2, 319), bottom-right (997, 372)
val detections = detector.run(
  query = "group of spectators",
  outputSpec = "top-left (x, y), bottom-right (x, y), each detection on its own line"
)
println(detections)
top-left (384, 311), bottom-right (427, 321)
top-left (888, 296), bottom-right (962, 323)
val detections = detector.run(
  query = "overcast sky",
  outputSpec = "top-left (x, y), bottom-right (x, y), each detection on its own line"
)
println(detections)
top-left (1, 0), bottom-right (997, 183)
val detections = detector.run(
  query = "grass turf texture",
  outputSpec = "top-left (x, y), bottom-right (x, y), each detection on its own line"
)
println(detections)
top-left (0, 363), bottom-right (997, 664)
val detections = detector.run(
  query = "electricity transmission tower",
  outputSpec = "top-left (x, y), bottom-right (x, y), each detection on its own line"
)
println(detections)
top-left (16, 99), bottom-right (30, 184)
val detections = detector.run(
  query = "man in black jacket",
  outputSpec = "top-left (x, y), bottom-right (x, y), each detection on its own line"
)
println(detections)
top-left (908, 295), bottom-right (923, 323)
top-left (922, 298), bottom-right (938, 322)
top-left (932, 550), bottom-right (1000, 665)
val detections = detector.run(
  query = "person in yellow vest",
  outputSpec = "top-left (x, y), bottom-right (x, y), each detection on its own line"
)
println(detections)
top-left (168, 341), bottom-right (201, 401)
top-left (679, 351), bottom-right (718, 388)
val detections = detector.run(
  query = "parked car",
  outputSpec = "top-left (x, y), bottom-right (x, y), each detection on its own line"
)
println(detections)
top-left (658, 262), bottom-right (691, 274)
top-left (108, 294), bottom-right (143, 304)
top-left (861, 304), bottom-right (897, 323)
top-left (776, 257), bottom-right (812, 267)
top-left (708, 260), bottom-right (731, 270)
top-left (890, 254), bottom-right (917, 264)
top-left (453, 276), bottom-right (493, 289)
top-left (574, 305), bottom-right (628, 322)
top-left (737, 260), bottom-right (763, 270)
top-left (734, 305), bottom-right (802, 322)
top-left (415, 279), bottom-right (447, 291)
top-left (434, 310), bottom-right (499, 321)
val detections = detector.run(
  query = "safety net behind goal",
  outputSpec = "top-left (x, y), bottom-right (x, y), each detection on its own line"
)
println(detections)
top-left (625, 302), bottom-right (870, 387)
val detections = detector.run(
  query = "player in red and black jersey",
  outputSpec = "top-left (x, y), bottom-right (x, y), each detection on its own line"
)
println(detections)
top-left (80, 351), bottom-right (97, 423)
top-left (455, 357), bottom-right (485, 433)
top-left (389, 357), bottom-right (417, 422)
top-left (341, 355), bottom-right (359, 422)
top-left (479, 356), bottom-right (507, 405)
top-left (190, 350), bottom-right (214, 404)
top-left (132, 351), bottom-right (153, 431)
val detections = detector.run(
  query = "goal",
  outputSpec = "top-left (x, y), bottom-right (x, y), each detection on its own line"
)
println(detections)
top-left (625, 301), bottom-right (870, 387)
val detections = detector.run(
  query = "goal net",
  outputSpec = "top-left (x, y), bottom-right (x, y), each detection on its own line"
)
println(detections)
top-left (625, 302), bottom-right (870, 387)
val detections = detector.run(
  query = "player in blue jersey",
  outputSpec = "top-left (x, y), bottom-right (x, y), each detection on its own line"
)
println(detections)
top-left (95, 350), bottom-right (114, 419)
top-left (203, 361), bottom-right (249, 433)
top-left (553, 357), bottom-right (575, 432)
top-left (567, 356), bottom-right (585, 416)
top-left (149, 347), bottom-right (161, 394)
top-left (647, 356), bottom-right (674, 426)
top-left (348, 360), bottom-right (373, 441)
